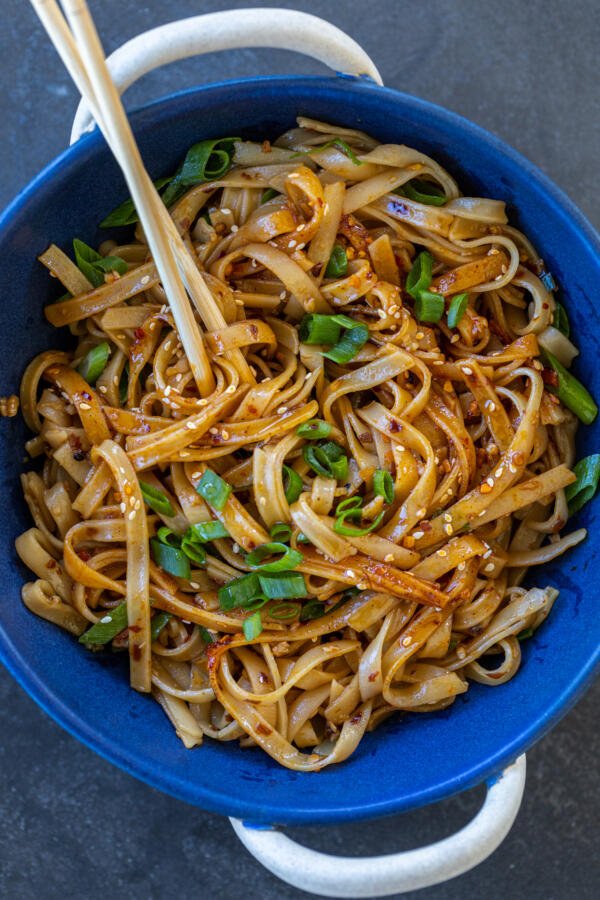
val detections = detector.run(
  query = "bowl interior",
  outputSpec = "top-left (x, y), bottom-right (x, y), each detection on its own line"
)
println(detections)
top-left (1, 76), bottom-right (599, 826)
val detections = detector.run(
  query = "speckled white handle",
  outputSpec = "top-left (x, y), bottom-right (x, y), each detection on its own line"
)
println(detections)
top-left (70, 7), bottom-right (382, 144)
top-left (230, 755), bottom-right (527, 898)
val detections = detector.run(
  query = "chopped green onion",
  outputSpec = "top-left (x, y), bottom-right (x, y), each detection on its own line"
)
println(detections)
top-left (299, 314), bottom-right (343, 345)
top-left (180, 534), bottom-right (207, 566)
top-left (218, 573), bottom-right (263, 610)
top-left (73, 238), bottom-right (127, 287)
top-left (78, 341), bottom-right (110, 385)
top-left (196, 469), bottom-right (232, 510)
top-left (335, 496), bottom-right (363, 521)
top-left (542, 349), bottom-right (598, 424)
top-left (187, 520), bottom-right (230, 542)
top-left (296, 532), bottom-right (311, 544)
top-left (303, 441), bottom-right (349, 482)
top-left (517, 627), bottom-right (534, 641)
top-left (553, 301), bottom-right (570, 337)
top-left (323, 322), bottom-right (369, 364)
top-left (334, 509), bottom-right (385, 536)
top-left (100, 177), bottom-right (172, 227)
top-left (268, 601), bottom-right (301, 620)
top-left (373, 469), bottom-right (394, 504)
top-left (402, 178), bottom-right (446, 206)
top-left (156, 526), bottom-right (180, 547)
top-left (243, 610), bottom-right (263, 640)
top-left (151, 611), bottom-right (171, 642)
top-left (325, 244), bottom-right (349, 278)
top-left (315, 139), bottom-right (362, 166)
top-left (283, 465), bottom-right (303, 504)
top-left (118, 362), bottom-right (129, 405)
top-left (299, 599), bottom-right (326, 621)
top-left (79, 601), bottom-right (128, 645)
top-left (261, 188), bottom-right (280, 203)
top-left (270, 522), bottom-right (292, 542)
top-left (162, 137), bottom-right (239, 206)
top-left (150, 538), bottom-right (191, 579)
top-left (245, 542), bottom-right (303, 573)
top-left (406, 251), bottom-right (433, 300)
top-left (258, 572), bottom-right (308, 599)
top-left (297, 419), bottom-right (332, 439)
top-left (199, 626), bottom-right (214, 644)
top-left (565, 454), bottom-right (600, 514)
top-left (414, 290), bottom-right (445, 324)
top-left (447, 293), bottom-right (469, 329)
top-left (139, 481), bottom-right (175, 517)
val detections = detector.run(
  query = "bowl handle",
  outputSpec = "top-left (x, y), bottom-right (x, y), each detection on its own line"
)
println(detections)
top-left (69, 8), bottom-right (383, 144)
top-left (229, 754), bottom-right (526, 898)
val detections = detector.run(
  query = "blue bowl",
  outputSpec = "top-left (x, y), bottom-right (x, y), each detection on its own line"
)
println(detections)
top-left (1, 75), bottom-right (599, 826)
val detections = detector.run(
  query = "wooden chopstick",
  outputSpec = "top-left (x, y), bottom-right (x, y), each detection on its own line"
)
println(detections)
top-left (31, 0), bottom-right (255, 391)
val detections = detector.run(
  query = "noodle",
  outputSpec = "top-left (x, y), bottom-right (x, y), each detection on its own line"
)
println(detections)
top-left (13, 119), bottom-right (596, 771)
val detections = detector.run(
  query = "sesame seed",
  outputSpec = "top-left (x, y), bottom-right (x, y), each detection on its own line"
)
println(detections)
top-left (251, 259), bottom-right (258, 268)
top-left (221, 430), bottom-right (230, 440)
top-left (377, 309), bottom-right (387, 319)
top-left (164, 341), bottom-right (172, 351)
top-left (140, 275), bottom-right (151, 285)
top-left (190, 582), bottom-right (200, 590)
top-left (416, 508), bottom-right (426, 518)
top-left (297, 223), bottom-right (306, 232)
top-left (437, 549), bottom-right (447, 557)
top-left (384, 553), bottom-right (394, 563)
top-left (259, 497), bottom-right (267, 506)
top-left (412, 530), bottom-right (425, 540)
top-left (209, 427), bottom-right (218, 435)
top-left (483, 547), bottom-right (492, 559)
top-left (401, 636), bottom-right (412, 647)
top-left (135, 499), bottom-right (141, 510)
top-left (478, 509), bottom-right (486, 516)
top-left (288, 240), bottom-right (297, 249)
top-left (345, 570), bottom-right (356, 579)
top-left (443, 513), bottom-right (452, 522)
top-left (450, 334), bottom-right (460, 343)
top-left (221, 208), bottom-right (231, 214)
top-left (457, 561), bottom-right (466, 571)
top-left (100, 615), bottom-right (112, 624)
top-left (232, 543), bottom-right (240, 553)
top-left (279, 291), bottom-right (286, 300)
top-left (129, 495), bottom-right (136, 507)
top-left (225, 384), bottom-right (236, 394)
top-left (456, 647), bottom-right (466, 659)
top-left (128, 510), bottom-right (136, 520)
top-left (357, 582), bottom-right (367, 590)
top-left (415, 331), bottom-right (424, 340)
top-left (444, 524), bottom-right (453, 536)
top-left (164, 385), bottom-right (171, 396)
top-left (388, 304), bottom-right (399, 315)
top-left (297, 243), bottom-right (306, 250)
top-left (495, 467), bottom-right (504, 478)
top-left (433, 360), bottom-right (444, 365)
top-left (98, 385), bottom-right (107, 394)
top-left (508, 463), bottom-right (517, 474)
top-left (79, 402), bottom-right (91, 410)
top-left (484, 562), bottom-right (495, 573)
top-left (486, 477), bottom-right (494, 487)
top-left (198, 398), bottom-right (209, 406)
top-left (235, 298), bottom-right (244, 306)
top-left (462, 366), bottom-right (473, 376)
top-left (186, 421), bottom-right (196, 430)
top-left (119, 502), bottom-right (126, 513)
top-left (230, 224), bottom-right (239, 233)
top-left (180, 451), bottom-right (190, 457)
top-left (276, 406), bottom-right (288, 414)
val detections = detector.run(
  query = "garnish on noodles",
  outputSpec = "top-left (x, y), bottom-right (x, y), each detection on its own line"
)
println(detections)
top-left (15, 117), bottom-right (598, 769)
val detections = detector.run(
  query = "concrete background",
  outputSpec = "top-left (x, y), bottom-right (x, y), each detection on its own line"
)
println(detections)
top-left (0, 1), bottom-right (598, 898)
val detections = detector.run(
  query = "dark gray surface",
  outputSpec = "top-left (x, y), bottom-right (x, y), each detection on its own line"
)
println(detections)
top-left (1, 1), bottom-right (598, 898)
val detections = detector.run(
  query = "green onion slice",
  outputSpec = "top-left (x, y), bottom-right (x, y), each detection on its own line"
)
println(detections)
top-left (314, 139), bottom-right (362, 166)
top-left (196, 469), bottom-right (232, 510)
top-left (334, 509), bottom-right (385, 536)
top-left (73, 238), bottom-right (128, 287)
top-left (180, 534), bottom-right (207, 566)
top-left (162, 137), bottom-right (239, 206)
top-left (325, 244), bottom-right (349, 278)
top-left (323, 322), bottom-right (369, 364)
top-left (218, 573), bottom-right (263, 610)
top-left (245, 542), bottom-right (303, 573)
top-left (151, 611), bottom-right (171, 642)
top-left (447, 293), bottom-right (469, 329)
top-left (261, 188), bottom-right (280, 203)
top-left (283, 465), bottom-right (303, 504)
top-left (402, 178), bottom-right (446, 206)
top-left (565, 454), bottom-right (600, 514)
top-left (542, 349), bottom-right (598, 424)
top-left (199, 626), bottom-right (214, 644)
top-left (156, 526), bottom-right (180, 547)
top-left (373, 468), bottom-right (394, 504)
top-left (243, 610), bottom-right (263, 640)
top-left (150, 538), bottom-right (191, 579)
top-left (268, 601), bottom-right (301, 620)
top-left (187, 520), bottom-right (230, 542)
top-left (335, 496), bottom-right (363, 521)
top-left (270, 522), bottom-right (292, 542)
top-left (299, 314), bottom-right (342, 345)
top-left (100, 177), bottom-right (171, 227)
top-left (517, 627), bottom-right (534, 641)
top-left (303, 441), bottom-right (349, 482)
top-left (414, 290), bottom-right (445, 324)
top-left (258, 572), bottom-right (308, 599)
top-left (297, 418), bottom-right (332, 439)
top-left (299, 599), bottom-right (326, 621)
top-left (139, 481), bottom-right (175, 517)
top-left (78, 341), bottom-right (110, 385)
top-left (553, 301), bottom-right (570, 337)
top-left (79, 601), bottom-right (128, 645)
top-left (406, 251), bottom-right (433, 300)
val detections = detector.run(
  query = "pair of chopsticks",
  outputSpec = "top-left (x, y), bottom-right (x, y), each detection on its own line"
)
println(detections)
top-left (30, 0), bottom-right (255, 395)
